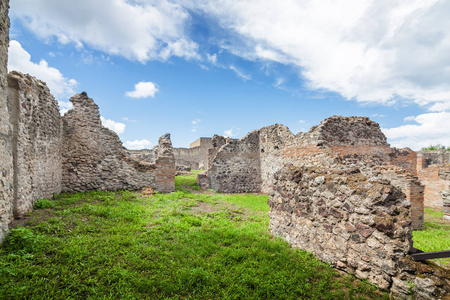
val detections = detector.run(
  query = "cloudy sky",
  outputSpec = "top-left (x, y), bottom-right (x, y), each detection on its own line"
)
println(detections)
top-left (7, 0), bottom-right (450, 149)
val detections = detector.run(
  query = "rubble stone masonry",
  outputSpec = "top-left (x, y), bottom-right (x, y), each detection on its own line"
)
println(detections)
top-left (7, 71), bottom-right (62, 217)
top-left (61, 92), bottom-right (174, 193)
top-left (0, 0), bottom-right (11, 242)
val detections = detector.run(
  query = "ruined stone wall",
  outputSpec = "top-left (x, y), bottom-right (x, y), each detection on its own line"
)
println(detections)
top-left (61, 92), bottom-right (173, 193)
top-left (125, 149), bottom-right (157, 163)
top-left (379, 168), bottom-right (424, 229)
top-left (7, 71), bottom-right (62, 217)
top-left (416, 150), bottom-right (450, 212)
top-left (0, 0), bottom-right (12, 242)
top-left (171, 138), bottom-right (212, 170)
top-left (208, 131), bottom-right (261, 193)
top-left (154, 135), bottom-right (175, 193)
top-left (417, 166), bottom-right (449, 209)
top-left (207, 135), bottom-right (227, 169)
top-left (173, 146), bottom-right (207, 170)
top-left (259, 124), bottom-right (295, 194)
top-left (268, 166), bottom-right (449, 298)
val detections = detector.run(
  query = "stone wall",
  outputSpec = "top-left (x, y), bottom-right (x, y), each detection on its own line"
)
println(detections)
top-left (268, 166), bottom-right (449, 298)
top-left (416, 150), bottom-right (450, 211)
top-left (205, 117), bottom-right (424, 229)
top-left (154, 134), bottom-right (175, 193)
top-left (208, 130), bottom-right (261, 193)
top-left (173, 146), bottom-right (207, 170)
top-left (61, 92), bottom-right (174, 193)
top-left (7, 71), bottom-right (62, 217)
top-left (0, 0), bottom-right (12, 242)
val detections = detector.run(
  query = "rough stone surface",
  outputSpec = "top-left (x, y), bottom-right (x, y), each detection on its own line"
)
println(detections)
top-left (154, 135), bottom-right (175, 193)
top-left (197, 171), bottom-right (209, 190)
top-left (209, 130), bottom-right (261, 193)
top-left (206, 116), bottom-right (425, 228)
top-left (0, 0), bottom-right (12, 242)
top-left (417, 150), bottom-right (450, 213)
top-left (61, 92), bottom-right (173, 193)
top-left (7, 71), bottom-right (62, 217)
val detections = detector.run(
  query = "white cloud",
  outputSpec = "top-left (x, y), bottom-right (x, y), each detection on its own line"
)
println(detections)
top-left (223, 127), bottom-right (240, 137)
top-left (8, 40), bottom-right (78, 98)
top-left (207, 53), bottom-right (217, 64)
top-left (125, 81), bottom-right (159, 99)
top-left (124, 139), bottom-right (152, 150)
top-left (191, 119), bottom-right (201, 125)
top-left (100, 116), bottom-right (126, 135)
top-left (121, 117), bottom-right (137, 123)
top-left (383, 112), bottom-right (450, 150)
top-left (184, 0), bottom-right (450, 110)
top-left (10, 0), bottom-right (199, 63)
top-left (298, 120), bottom-right (306, 124)
top-left (229, 65), bottom-right (251, 81)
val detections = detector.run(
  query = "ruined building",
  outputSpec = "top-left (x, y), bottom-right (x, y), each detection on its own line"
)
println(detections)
top-left (0, 1), bottom-right (174, 241)
top-left (199, 117), bottom-right (449, 298)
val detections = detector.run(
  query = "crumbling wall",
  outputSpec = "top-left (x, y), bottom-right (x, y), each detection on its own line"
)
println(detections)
top-left (61, 92), bottom-right (173, 193)
top-left (207, 134), bottom-right (228, 169)
top-left (208, 131), bottom-right (261, 193)
top-left (7, 71), bottom-right (62, 217)
top-left (173, 146), bottom-right (207, 170)
top-left (154, 134), bottom-right (175, 193)
top-left (268, 166), bottom-right (449, 298)
top-left (259, 124), bottom-right (295, 194)
top-left (172, 138), bottom-right (212, 170)
top-left (417, 150), bottom-right (450, 211)
top-left (0, 0), bottom-right (12, 242)
top-left (125, 149), bottom-right (157, 163)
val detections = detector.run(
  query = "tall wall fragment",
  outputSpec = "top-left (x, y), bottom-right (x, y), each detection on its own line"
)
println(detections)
top-left (61, 92), bottom-right (173, 193)
top-left (154, 134), bottom-right (175, 193)
top-left (0, 0), bottom-right (12, 242)
top-left (7, 71), bottom-right (62, 217)
top-left (208, 130), bottom-right (261, 193)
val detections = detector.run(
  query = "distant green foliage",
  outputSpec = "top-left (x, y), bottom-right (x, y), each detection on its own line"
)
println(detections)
top-left (33, 198), bottom-right (55, 209)
top-left (0, 179), bottom-right (388, 299)
top-left (421, 144), bottom-right (450, 151)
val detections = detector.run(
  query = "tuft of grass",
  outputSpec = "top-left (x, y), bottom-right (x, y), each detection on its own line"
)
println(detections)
top-left (34, 198), bottom-right (55, 209)
top-left (413, 208), bottom-right (450, 267)
top-left (0, 175), bottom-right (388, 299)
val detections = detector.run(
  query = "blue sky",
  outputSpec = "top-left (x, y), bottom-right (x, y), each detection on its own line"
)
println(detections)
top-left (7, 0), bottom-right (450, 149)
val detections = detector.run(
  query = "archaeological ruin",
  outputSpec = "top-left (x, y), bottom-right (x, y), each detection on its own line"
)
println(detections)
top-left (0, 1), bottom-right (448, 298)
top-left (0, 1), bottom-right (175, 242)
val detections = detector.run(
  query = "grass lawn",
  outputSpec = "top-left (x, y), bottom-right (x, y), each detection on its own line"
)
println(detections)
top-left (412, 208), bottom-right (450, 268)
top-left (0, 172), bottom-right (390, 299)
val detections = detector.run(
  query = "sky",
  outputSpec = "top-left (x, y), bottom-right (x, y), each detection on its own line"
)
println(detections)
top-left (6, 0), bottom-right (450, 150)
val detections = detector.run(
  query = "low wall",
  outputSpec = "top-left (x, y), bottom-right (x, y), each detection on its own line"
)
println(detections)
top-left (7, 72), bottom-right (62, 217)
top-left (268, 166), bottom-right (449, 298)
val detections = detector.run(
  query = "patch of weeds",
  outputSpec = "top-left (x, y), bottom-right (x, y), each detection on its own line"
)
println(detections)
top-left (34, 198), bottom-right (55, 209)
top-left (0, 178), bottom-right (388, 299)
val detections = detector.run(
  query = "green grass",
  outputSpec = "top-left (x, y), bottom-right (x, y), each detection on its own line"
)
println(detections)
top-left (413, 208), bottom-right (450, 267)
top-left (0, 173), bottom-right (387, 299)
